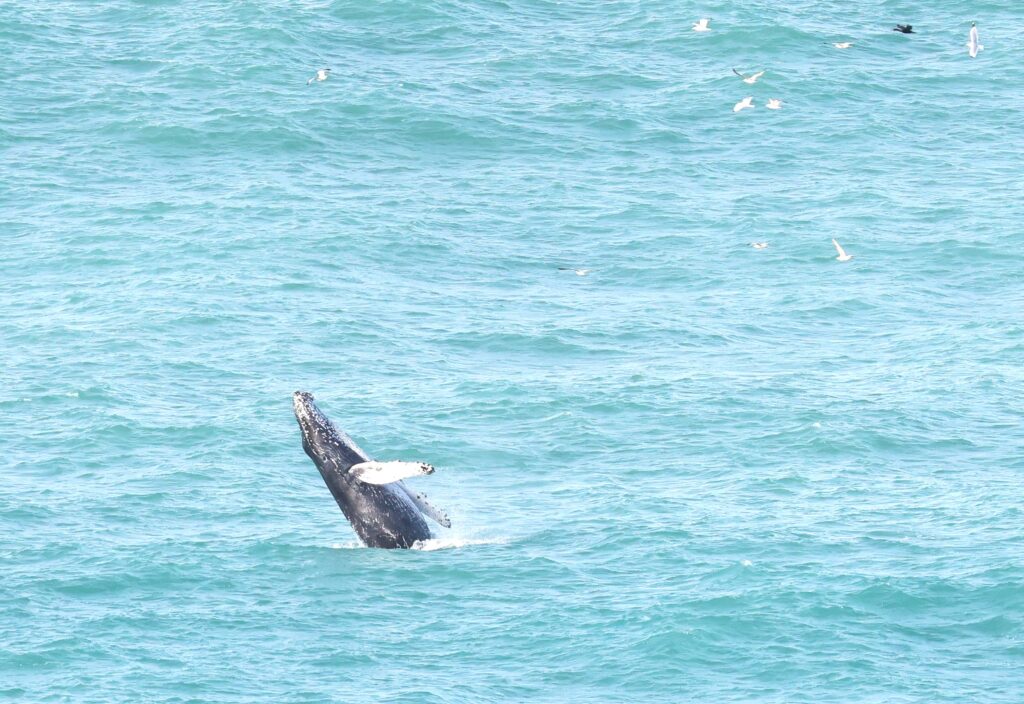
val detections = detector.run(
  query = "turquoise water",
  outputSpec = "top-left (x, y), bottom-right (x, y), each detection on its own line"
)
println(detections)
top-left (3, 0), bottom-right (1023, 701)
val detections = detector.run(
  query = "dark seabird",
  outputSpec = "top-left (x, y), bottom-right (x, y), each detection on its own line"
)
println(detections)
top-left (893, 24), bottom-right (915, 34)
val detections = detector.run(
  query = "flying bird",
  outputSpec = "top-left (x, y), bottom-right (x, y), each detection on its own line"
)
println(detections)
top-left (967, 22), bottom-right (983, 58)
top-left (893, 24), bottom-right (915, 34)
top-left (766, 98), bottom-right (782, 110)
top-left (559, 268), bottom-right (591, 276)
top-left (833, 42), bottom-right (853, 49)
top-left (733, 96), bottom-right (754, 113)
top-left (307, 68), bottom-right (331, 85)
top-left (832, 238), bottom-right (853, 262)
top-left (733, 68), bottom-right (766, 84)
top-left (751, 242), bottom-right (768, 250)
top-left (692, 18), bottom-right (711, 32)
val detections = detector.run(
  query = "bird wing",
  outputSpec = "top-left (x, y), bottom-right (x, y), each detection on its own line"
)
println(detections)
top-left (732, 68), bottom-right (744, 78)
top-left (752, 71), bottom-right (765, 80)
top-left (832, 239), bottom-right (847, 258)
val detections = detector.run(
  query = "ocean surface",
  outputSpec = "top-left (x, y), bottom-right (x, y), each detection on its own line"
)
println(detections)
top-left (3, 1), bottom-right (1023, 701)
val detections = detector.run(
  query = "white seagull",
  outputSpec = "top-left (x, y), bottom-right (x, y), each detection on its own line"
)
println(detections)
top-left (733, 69), bottom-right (765, 84)
top-left (833, 42), bottom-right (853, 49)
top-left (733, 96), bottom-right (754, 113)
top-left (751, 242), bottom-right (768, 250)
top-left (692, 18), bottom-right (711, 32)
top-left (832, 238), bottom-right (853, 262)
top-left (559, 267), bottom-right (591, 276)
top-left (766, 98), bottom-right (783, 110)
top-left (307, 68), bottom-right (331, 85)
top-left (967, 22), bottom-right (983, 58)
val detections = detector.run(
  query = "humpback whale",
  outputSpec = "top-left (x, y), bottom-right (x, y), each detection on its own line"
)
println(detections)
top-left (293, 391), bottom-right (450, 549)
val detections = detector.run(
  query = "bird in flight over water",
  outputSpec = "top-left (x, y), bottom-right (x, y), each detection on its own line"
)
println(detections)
top-left (733, 69), bottom-right (766, 84)
top-left (307, 68), bottom-right (331, 85)
top-left (733, 96), bottom-right (754, 113)
top-left (967, 22), bottom-right (983, 58)
top-left (832, 239), bottom-right (853, 262)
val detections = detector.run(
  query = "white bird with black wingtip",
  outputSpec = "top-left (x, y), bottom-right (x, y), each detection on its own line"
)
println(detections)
top-left (967, 22), bottom-right (983, 58)
top-left (733, 68), bottom-right (765, 85)
top-left (307, 68), bottom-right (331, 85)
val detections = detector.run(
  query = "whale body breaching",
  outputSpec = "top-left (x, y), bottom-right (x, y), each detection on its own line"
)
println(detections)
top-left (293, 392), bottom-right (450, 548)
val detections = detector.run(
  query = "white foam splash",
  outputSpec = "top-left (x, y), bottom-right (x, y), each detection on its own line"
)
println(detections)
top-left (329, 541), bottom-right (364, 550)
top-left (412, 536), bottom-right (509, 551)
top-left (9, 391), bottom-right (80, 403)
top-left (326, 536), bottom-right (509, 551)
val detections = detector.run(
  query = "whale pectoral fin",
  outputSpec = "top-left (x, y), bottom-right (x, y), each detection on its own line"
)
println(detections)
top-left (350, 461), bottom-right (434, 485)
top-left (398, 481), bottom-right (451, 528)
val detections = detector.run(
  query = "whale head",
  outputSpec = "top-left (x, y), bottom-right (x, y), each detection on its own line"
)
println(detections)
top-left (293, 391), bottom-right (369, 474)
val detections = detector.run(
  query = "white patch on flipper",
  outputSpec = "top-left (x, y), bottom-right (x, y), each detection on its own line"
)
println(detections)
top-left (397, 481), bottom-right (451, 528)
top-left (350, 460), bottom-right (434, 485)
